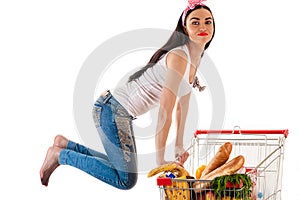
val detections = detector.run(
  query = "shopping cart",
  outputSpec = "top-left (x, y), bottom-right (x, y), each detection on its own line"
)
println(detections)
top-left (156, 127), bottom-right (288, 200)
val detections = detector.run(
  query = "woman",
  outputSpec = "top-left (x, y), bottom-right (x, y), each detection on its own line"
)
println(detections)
top-left (40, 0), bottom-right (215, 190)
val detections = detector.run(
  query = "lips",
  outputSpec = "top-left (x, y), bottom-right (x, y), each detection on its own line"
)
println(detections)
top-left (198, 32), bottom-right (208, 36)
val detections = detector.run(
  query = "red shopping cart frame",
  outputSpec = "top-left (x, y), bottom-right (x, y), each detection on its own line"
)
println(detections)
top-left (194, 129), bottom-right (288, 138)
top-left (157, 177), bottom-right (172, 186)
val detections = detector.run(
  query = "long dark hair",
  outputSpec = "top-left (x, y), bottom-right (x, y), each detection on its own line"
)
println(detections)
top-left (128, 5), bottom-right (215, 82)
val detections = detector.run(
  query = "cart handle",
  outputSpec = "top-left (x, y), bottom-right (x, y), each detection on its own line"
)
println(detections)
top-left (194, 129), bottom-right (288, 138)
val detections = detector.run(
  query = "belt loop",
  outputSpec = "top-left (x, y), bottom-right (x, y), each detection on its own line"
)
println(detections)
top-left (102, 90), bottom-right (112, 104)
top-left (131, 116), bottom-right (137, 120)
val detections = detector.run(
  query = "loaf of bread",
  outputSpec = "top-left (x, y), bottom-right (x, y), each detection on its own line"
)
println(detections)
top-left (193, 155), bottom-right (245, 191)
top-left (201, 142), bottom-right (232, 178)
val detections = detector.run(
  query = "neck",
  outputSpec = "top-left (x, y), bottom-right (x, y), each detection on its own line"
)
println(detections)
top-left (186, 42), bottom-right (205, 66)
top-left (187, 42), bottom-right (204, 59)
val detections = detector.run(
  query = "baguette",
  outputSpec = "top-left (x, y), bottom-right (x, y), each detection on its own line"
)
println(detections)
top-left (201, 142), bottom-right (232, 178)
top-left (201, 155), bottom-right (244, 180)
top-left (194, 155), bottom-right (245, 191)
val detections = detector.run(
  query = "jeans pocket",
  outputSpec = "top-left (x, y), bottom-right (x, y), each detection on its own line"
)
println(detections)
top-left (92, 106), bottom-right (102, 128)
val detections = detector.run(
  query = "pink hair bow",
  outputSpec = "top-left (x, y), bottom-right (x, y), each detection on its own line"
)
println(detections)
top-left (182, 0), bottom-right (207, 26)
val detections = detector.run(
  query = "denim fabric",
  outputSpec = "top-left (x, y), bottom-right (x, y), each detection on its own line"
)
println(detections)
top-left (59, 91), bottom-right (137, 190)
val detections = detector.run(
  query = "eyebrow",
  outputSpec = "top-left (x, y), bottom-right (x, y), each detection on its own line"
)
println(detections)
top-left (190, 17), bottom-right (213, 21)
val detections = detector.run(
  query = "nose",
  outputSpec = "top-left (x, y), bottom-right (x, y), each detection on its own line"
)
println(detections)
top-left (199, 22), bottom-right (206, 31)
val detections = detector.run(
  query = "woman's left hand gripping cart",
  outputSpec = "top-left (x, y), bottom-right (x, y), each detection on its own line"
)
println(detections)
top-left (147, 163), bottom-right (191, 200)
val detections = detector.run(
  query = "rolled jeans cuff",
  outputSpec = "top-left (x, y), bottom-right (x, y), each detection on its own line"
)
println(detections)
top-left (58, 149), bottom-right (69, 165)
top-left (66, 140), bottom-right (77, 150)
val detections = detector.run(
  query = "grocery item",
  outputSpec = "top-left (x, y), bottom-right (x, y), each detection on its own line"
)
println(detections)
top-left (195, 165), bottom-right (206, 179)
top-left (148, 163), bottom-right (191, 200)
top-left (201, 155), bottom-right (245, 181)
top-left (201, 142), bottom-right (232, 178)
top-left (147, 163), bottom-right (189, 178)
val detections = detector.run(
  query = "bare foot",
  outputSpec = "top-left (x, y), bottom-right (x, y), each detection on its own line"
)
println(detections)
top-left (40, 146), bottom-right (61, 186)
top-left (53, 134), bottom-right (68, 149)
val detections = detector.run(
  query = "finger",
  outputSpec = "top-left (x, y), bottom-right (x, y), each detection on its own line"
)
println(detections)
top-left (181, 152), bottom-right (189, 163)
top-left (177, 157), bottom-right (185, 165)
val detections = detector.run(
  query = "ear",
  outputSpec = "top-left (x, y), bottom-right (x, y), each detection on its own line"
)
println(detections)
top-left (183, 26), bottom-right (188, 35)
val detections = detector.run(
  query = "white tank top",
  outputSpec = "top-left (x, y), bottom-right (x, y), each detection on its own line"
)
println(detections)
top-left (112, 45), bottom-right (193, 117)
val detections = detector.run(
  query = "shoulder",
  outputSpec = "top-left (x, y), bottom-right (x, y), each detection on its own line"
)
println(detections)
top-left (167, 46), bottom-right (188, 62)
top-left (166, 48), bottom-right (188, 75)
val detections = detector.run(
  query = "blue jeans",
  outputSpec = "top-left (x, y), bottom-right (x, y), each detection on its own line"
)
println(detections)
top-left (58, 91), bottom-right (138, 190)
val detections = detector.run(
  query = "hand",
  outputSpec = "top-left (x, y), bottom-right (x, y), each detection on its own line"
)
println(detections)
top-left (175, 150), bottom-right (189, 166)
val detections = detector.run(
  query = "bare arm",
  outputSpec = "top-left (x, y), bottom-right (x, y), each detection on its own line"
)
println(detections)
top-left (175, 92), bottom-right (191, 150)
top-left (174, 92), bottom-right (191, 164)
top-left (155, 50), bottom-right (187, 165)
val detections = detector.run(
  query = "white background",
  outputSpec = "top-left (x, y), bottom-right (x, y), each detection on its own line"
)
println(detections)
top-left (1, 0), bottom-right (299, 199)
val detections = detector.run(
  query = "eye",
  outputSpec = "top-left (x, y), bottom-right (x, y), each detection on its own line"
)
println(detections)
top-left (192, 21), bottom-right (200, 25)
top-left (205, 20), bottom-right (212, 25)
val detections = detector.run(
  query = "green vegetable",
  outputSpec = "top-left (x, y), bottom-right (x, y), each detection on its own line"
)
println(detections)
top-left (210, 174), bottom-right (253, 200)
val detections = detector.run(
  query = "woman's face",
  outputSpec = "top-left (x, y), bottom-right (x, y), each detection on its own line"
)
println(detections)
top-left (185, 8), bottom-right (214, 48)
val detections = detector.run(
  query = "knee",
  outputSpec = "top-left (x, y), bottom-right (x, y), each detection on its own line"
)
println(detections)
top-left (121, 173), bottom-right (138, 190)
